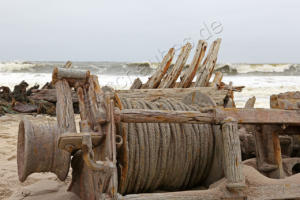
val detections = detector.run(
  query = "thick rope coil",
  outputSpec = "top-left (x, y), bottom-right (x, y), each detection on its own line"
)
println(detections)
top-left (117, 98), bottom-right (214, 194)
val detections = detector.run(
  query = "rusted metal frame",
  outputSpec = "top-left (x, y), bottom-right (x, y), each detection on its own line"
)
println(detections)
top-left (58, 132), bottom-right (105, 153)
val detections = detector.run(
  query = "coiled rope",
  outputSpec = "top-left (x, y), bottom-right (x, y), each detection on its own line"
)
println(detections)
top-left (117, 98), bottom-right (214, 194)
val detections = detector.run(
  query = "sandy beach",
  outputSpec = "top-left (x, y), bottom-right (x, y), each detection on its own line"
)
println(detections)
top-left (0, 114), bottom-right (80, 200)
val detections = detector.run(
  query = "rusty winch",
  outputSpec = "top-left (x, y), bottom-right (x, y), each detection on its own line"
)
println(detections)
top-left (17, 67), bottom-right (300, 200)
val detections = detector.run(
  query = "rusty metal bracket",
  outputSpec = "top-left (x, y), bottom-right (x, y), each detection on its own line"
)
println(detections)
top-left (82, 134), bottom-right (115, 172)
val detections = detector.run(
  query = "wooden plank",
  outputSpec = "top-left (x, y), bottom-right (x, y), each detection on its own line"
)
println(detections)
top-left (87, 75), bottom-right (107, 125)
top-left (117, 108), bottom-right (300, 125)
top-left (116, 87), bottom-right (228, 106)
top-left (221, 118), bottom-right (245, 191)
top-left (195, 38), bottom-right (222, 87)
top-left (142, 48), bottom-right (175, 89)
top-left (177, 40), bottom-right (207, 88)
top-left (55, 79), bottom-right (77, 133)
top-left (222, 108), bottom-right (300, 125)
top-left (116, 108), bottom-right (215, 124)
top-left (158, 43), bottom-right (192, 88)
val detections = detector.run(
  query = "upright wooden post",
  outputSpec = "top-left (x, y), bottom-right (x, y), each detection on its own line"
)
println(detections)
top-left (221, 117), bottom-right (246, 191)
top-left (269, 131), bottom-right (285, 178)
top-left (105, 96), bottom-right (118, 199)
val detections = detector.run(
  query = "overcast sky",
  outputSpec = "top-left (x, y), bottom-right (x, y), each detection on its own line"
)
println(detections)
top-left (0, 0), bottom-right (299, 63)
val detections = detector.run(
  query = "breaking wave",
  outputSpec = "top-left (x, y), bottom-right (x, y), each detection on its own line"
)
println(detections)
top-left (0, 62), bottom-right (39, 72)
top-left (1, 61), bottom-right (300, 76)
top-left (215, 63), bottom-right (300, 75)
top-left (0, 61), bottom-right (156, 75)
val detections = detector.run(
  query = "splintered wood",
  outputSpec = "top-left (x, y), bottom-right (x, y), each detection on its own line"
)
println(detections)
top-left (195, 38), bottom-right (222, 87)
top-left (142, 48), bottom-right (175, 89)
top-left (178, 40), bottom-right (207, 88)
top-left (129, 38), bottom-right (234, 108)
top-left (158, 43), bottom-right (192, 88)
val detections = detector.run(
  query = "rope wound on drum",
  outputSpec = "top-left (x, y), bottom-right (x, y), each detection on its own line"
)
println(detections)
top-left (116, 97), bottom-right (215, 194)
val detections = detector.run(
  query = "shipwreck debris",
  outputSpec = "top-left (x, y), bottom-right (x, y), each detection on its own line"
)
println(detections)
top-left (14, 39), bottom-right (300, 200)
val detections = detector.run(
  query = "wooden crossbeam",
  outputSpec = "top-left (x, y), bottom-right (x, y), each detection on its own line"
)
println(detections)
top-left (116, 108), bottom-right (300, 126)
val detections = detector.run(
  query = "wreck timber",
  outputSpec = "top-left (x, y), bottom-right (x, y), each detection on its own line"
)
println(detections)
top-left (16, 39), bottom-right (300, 200)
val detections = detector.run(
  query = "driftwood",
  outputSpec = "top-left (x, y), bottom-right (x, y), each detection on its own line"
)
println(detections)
top-left (26, 84), bottom-right (39, 96)
top-left (130, 78), bottom-right (143, 89)
top-left (270, 91), bottom-right (300, 110)
top-left (12, 81), bottom-right (29, 102)
top-left (13, 102), bottom-right (37, 113)
top-left (158, 43), bottom-right (192, 88)
top-left (142, 48), bottom-right (175, 89)
top-left (177, 40), bottom-right (207, 88)
top-left (195, 39), bottom-right (222, 87)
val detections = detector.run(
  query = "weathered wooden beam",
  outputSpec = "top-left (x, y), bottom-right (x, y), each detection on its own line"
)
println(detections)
top-left (117, 108), bottom-right (300, 125)
top-left (115, 108), bottom-right (214, 124)
top-left (30, 88), bottom-right (79, 102)
top-left (177, 40), bottom-right (207, 88)
top-left (222, 108), bottom-right (300, 125)
top-left (55, 79), bottom-right (77, 133)
top-left (52, 67), bottom-right (90, 87)
top-left (158, 43), bottom-right (192, 88)
top-left (221, 117), bottom-right (245, 191)
top-left (116, 87), bottom-right (228, 106)
top-left (142, 48), bottom-right (175, 89)
top-left (195, 38), bottom-right (222, 87)
top-left (269, 130), bottom-right (285, 178)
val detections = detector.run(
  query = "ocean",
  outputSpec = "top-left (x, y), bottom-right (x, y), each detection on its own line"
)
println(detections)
top-left (1, 61), bottom-right (300, 108)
